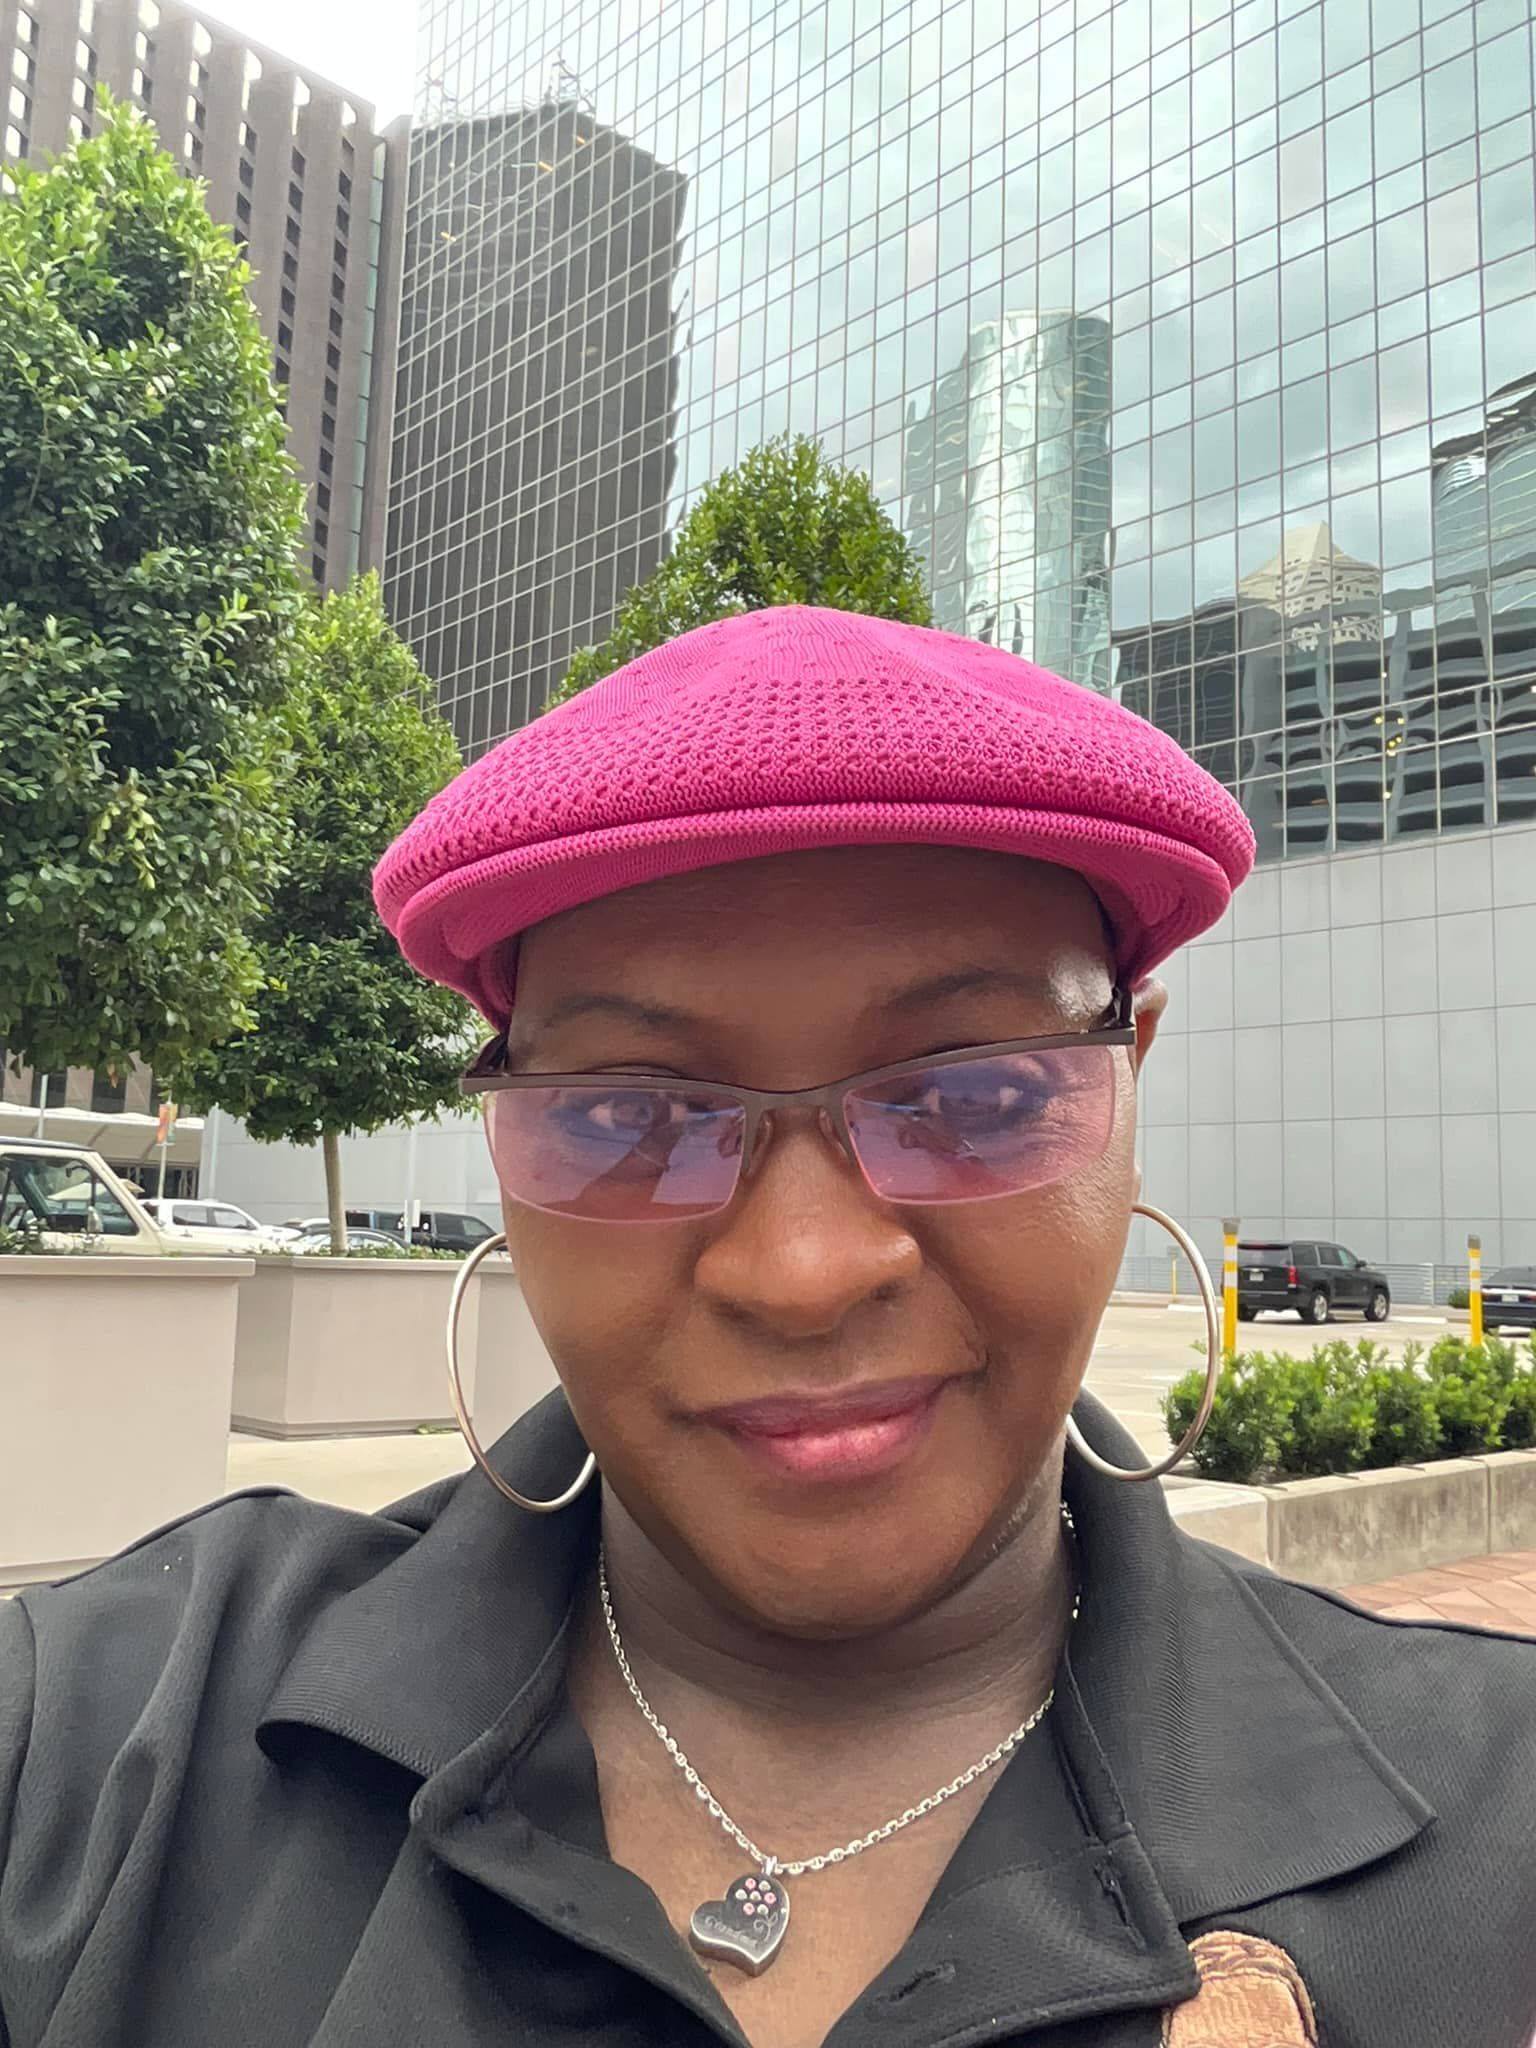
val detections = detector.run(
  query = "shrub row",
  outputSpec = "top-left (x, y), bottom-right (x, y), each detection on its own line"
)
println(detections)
top-left (1163, 1335), bottom-right (1536, 1486)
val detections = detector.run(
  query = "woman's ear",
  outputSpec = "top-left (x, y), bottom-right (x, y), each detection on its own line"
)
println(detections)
top-left (1132, 978), bottom-right (1167, 1074)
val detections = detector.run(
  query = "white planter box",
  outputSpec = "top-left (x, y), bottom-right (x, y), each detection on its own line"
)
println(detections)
top-left (473, 1261), bottom-right (563, 1448)
top-left (0, 1256), bottom-right (249, 1589)
top-left (230, 1255), bottom-right (558, 1441)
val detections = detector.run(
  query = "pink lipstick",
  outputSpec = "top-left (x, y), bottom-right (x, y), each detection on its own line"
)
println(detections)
top-left (698, 1374), bottom-right (958, 1483)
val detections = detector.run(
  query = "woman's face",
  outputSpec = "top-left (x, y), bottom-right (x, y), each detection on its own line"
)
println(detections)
top-left (499, 845), bottom-right (1160, 1637)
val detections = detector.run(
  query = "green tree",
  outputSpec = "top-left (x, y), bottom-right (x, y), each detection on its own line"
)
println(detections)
top-left (0, 96), bottom-right (306, 1078)
top-left (176, 576), bottom-right (477, 1251)
top-left (545, 434), bottom-right (931, 707)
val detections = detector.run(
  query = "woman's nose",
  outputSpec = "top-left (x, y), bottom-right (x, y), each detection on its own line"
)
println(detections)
top-left (692, 1110), bottom-right (922, 1339)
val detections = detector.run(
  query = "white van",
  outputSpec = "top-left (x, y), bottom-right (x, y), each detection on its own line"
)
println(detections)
top-left (0, 1139), bottom-right (172, 1255)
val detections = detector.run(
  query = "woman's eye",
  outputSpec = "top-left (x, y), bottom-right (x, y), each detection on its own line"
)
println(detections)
top-left (917, 1066), bottom-right (1055, 1124)
top-left (587, 1090), bottom-right (677, 1134)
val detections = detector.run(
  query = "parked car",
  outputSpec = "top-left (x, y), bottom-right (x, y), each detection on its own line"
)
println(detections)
top-left (1483, 1267), bottom-right (1536, 1331)
top-left (1236, 1239), bottom-right (1391, 1325)
top-left (0, 1138), bottom-right (170, 1255)
top-left (141, 1196), bottom-right (284, 1254)
top-left (345, 1206), bottom-right (498, 1254)
top-left (271, 1219), bottom-right (407, 1253)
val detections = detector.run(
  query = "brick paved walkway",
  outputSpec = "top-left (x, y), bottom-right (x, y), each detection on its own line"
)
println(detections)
top-left (1342, 1549), bottom-right (1536, 1633)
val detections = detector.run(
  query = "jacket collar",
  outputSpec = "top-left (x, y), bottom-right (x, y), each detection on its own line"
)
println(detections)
top-left (259, 1388), bottom-right (1434, 1930)
top-left (259, 1393), bottom-right (601, 1778)
top-left (1060, 1397), bottom-right (1433, 1923)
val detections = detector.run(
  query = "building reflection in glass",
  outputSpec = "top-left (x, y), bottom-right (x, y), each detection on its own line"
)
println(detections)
top-left (1117, 369), bottom-right (1536, 858)
top-left (387, 96), bottom-right (687, 752)
top-left (905, 314), bottom-right (1111, 692)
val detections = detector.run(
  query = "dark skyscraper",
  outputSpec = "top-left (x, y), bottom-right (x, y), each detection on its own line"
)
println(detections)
top-left (387, 97), bottom-right (687, 750)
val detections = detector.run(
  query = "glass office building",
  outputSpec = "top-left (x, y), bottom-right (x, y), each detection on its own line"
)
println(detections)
top-left (392, 0), bottom-right (1536, 1270)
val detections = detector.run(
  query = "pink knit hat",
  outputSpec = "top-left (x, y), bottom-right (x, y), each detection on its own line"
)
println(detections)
top-left (375, 606), bottom-right (1255, 1024)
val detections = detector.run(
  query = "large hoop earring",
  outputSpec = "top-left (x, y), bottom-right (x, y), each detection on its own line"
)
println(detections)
top-left (446, 1233), bottom-right (597, 1512)
top-left (1066, 1201), bottom-right (1221, 1483)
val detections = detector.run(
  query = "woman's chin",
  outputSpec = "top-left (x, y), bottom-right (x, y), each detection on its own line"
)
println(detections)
top-left (597, 1384), bottom-right (1061, 1637)
top-left (671, 1481), bottom-right (1008, 1640)
top-left (701, 1554), bottom-right (976, 1642)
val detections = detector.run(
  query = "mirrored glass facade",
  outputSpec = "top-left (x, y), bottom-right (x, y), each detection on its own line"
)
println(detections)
top-left (394, 0), bottom-right (1536, 863)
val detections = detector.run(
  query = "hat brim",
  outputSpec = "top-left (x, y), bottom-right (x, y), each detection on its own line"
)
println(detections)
top-left (391, 801), bottom-right (1231, 1025)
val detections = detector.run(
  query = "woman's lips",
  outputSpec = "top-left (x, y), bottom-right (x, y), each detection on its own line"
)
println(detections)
top-left (697, 1374), bottom-right (958, 1483)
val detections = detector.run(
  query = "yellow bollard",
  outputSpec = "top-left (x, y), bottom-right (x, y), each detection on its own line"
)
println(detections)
top-left (1170, 1255), bottom-right (1179, 1302)
top-left (1468, 1234), bottom-right (1484, 1347)
top-left (1221, 1217), bottom-right (1240, 1356)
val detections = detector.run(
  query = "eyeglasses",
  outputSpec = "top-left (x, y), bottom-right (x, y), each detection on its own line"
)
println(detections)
top-left (462, 990), bottom-right (1135, 1227)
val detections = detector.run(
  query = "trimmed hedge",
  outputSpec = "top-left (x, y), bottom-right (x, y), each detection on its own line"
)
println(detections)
top-left (1163, 1334), bottom-right (1536, 1485)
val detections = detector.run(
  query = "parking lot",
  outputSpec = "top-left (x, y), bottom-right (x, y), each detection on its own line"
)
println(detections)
top-left (1085, 1299), bottom-right (1468, 1464)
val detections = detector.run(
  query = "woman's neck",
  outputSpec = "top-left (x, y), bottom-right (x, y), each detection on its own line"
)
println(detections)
top-left (592, 1463), bottom-right (1076, 1735)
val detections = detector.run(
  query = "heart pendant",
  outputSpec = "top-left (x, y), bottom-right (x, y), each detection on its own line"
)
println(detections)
top-left (690, 1872), bottom-right (791, 1976)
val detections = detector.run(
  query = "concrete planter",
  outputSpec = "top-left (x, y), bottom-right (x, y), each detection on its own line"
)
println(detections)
top-left (230, 1255), bottom-right (558, 1440)
top-left (1261, 1458), bottom-right (1490, 1586)
top-left (1165, 1447), bottom-right (1536, 1587)
top-left (473, 1262), bottom-right (563, 1447)
top-left (1484, 1449), bottom-right (1536, 1554)
top-left (0, 1256), bottom-right (249, 1589)
top-left (1162, 1474), bottom-right (1271, 1564)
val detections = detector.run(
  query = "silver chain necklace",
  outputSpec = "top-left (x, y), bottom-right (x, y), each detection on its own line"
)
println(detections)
top-left (597, 1500), bottom-right (1078, 1977)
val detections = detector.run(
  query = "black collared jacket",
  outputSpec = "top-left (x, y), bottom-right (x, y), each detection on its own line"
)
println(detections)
top-left (2, 1392), bottom-right (1534, 2047)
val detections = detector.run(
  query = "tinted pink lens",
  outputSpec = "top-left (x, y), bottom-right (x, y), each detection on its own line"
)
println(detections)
top-left (484, 1083), bottom-right (745, 1222)
top-left (844, 1045), bottom-right (1117, 1205)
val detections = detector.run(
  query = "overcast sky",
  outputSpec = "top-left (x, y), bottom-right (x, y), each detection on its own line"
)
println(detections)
top-left (196, 0), bottom-right (419, 120)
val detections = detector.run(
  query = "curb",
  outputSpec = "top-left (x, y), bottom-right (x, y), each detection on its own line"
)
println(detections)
top-left (1163, 1448), bottom-right (1536, 1587)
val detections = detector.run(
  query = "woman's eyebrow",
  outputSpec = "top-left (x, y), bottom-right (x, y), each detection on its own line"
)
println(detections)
top-left (524, 969), bottom-right (1080, 1040)
top-left (501, 992), bottom-right (701, 1069)
top-left (879, 966), bottom-right (1065, 1013)
top-left (505, 966), bottom-right (1101, 1072)
top-left (526, 991), bottom-right (702, 1035)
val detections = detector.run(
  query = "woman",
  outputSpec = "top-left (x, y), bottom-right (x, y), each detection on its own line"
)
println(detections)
top-left (1, 606), bottom-right (1533, 2048)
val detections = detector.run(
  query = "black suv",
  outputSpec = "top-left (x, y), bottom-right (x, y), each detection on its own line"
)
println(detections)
top-left (409, 1208), bottom-right (497, 1255)
top-left (1237, 1240), bottom-right (1391, 1325)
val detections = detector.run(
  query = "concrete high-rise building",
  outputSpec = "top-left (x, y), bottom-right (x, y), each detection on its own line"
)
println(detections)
top-left (0, 0), bottom-right (407, 1187)
top-left (0, 0), bottom-right (404, 587)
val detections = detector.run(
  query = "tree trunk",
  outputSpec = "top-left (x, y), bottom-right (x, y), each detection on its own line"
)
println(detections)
top-left (322, 1129), bottom-right (346, 1254)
